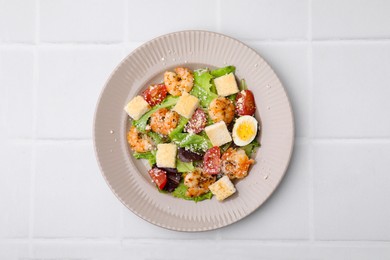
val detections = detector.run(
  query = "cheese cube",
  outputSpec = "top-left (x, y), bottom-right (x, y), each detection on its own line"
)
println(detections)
top-left (204, 121), bottom-right (232, 147)
top-left (156, 143), bottom-right (177, 168)
top-left (209, 175), bottom-right (236, 201)
top-left (124, 95), bottom-right (150, 120)
top-left (214, 73), bottom-right (239, 97)
top-left (172, 92), bottom-right (199, 118)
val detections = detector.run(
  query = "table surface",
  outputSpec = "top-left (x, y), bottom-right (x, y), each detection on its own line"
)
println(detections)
top-left (1, 0), bottom-right (390, 259)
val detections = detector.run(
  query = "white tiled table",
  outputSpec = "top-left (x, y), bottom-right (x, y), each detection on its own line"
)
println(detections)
top-left (1, 0), bottom-right (390, 259)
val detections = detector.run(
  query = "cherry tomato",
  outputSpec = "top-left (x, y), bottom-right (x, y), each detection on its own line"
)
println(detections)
top-left (142, 84), bottom-right (168, 107)
top-left (148, 167), bottom-right (167, 190)
top-left (203, 146), bottom-right (221, 175)
top-left (185, 108), bottom-right (207, 134)
top-left (235, 90), bottom-right (256, 116)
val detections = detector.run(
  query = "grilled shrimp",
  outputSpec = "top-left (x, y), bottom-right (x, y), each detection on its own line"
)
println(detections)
top-left (208, 97), bottom-right (235, 124)
top-left (184, 168), bottom-right (216, 197)
top-left (221, 148), bottom-right (254, 179)
top-left (164, 67), bottom-right (194, 96)
top-left (127, 126), bottom-right (154, 153)
top-left (150, 108), bottom-right (180, 136)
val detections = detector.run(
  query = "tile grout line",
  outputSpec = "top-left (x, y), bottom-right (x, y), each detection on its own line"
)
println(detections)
top-left (3, 237), bottom-right (390, 246)
top-left (308, 0), bottom-right (315, 242)
top-left (216, 0), bottom-right (221, 33)
top-left (28, 0), bottom-right (40, 256)
top-left (2, 38), bottom-right (390, 49)
top-left (123, 0), bottom-right (129, 44)
top-left (119, 207), bottom-right (125, 248)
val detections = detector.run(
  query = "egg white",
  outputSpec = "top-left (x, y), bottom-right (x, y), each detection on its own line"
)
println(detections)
top-left (232, 115), bottom-right (258, 146)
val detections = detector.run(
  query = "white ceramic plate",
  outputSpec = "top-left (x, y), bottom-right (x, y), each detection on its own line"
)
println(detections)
top-left (93, 30), bottom-right (294, 231)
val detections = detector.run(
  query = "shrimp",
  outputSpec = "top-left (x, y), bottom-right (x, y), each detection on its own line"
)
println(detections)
top-left (164, 67), bottom-right (194, 96)
top-left (221, 148), bottom-right (254, 179)
top-left (150, 108), bottom-right (180, 136)
top-left (127, 126), bottom-right (154, 153)
top-left (184, 168), bottom-right (216, 197)
top-left (208, 97), bottom-right (235, 125)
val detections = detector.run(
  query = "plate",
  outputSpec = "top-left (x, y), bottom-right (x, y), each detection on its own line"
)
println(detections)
top-left (93, 30), bottom-right (294, 231)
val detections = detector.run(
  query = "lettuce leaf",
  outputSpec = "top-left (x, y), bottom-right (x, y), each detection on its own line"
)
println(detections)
top-left (227, 93), bottom-right (237, 102)
top-left (210, 65), bottom-right (236, 78)
top-left (190, 69), bottom-right (217, 107)
top-left (176, 160), bottom-right (194, 173)
top-left (239, 78), bottom-right (248, 91)
top-left (241, 139), bottom-right (260, 157)
top-left (133, 150), bottom-right (156, 166)
top-left (168, 116), bottom-right (188, 139)
top-left (133, 96), bottom-right (179, 132)
top-left (172, 182), bottom-right (213, 202)
top-left (171, 132), bottom-right (212, 153)
top-left (190, 85), bottom-right (217, 108)
top-left (194, 69), bottom-right (214, 91)
top-left (147, 132), bottom-right (163, 144)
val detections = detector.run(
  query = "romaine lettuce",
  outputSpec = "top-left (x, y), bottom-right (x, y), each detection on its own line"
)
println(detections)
top-left (241, 139), bottom-right (260, 157)
top-left (210, 65), bottom-right (236, 78)
top-left (190, 69), bottom-right (217, 107)
top-left (176, 160), bottom-right (194, 173)
top-left (133, 150), bottom-right (156, 166)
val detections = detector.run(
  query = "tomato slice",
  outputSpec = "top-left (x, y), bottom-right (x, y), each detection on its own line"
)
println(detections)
top-left (185, 108), bottom-right (207, 134)
top-left (142, 84), bottom-right (168, 107)
top-left (203, 146), bottom-right (221, 175)
top-left (235, 90), bottom-right (256, 116)
top-left (148, 167), bottom-right (167, 190)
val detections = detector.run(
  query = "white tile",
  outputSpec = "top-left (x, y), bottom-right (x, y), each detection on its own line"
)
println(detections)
top-left (313, 43), bottom-right (390, 138)
top-left (0, 0), bottom-right (35, 43)
top-left (220, 0), bottom-right (309, 40)
top-left (122, 207), bottom-right (219, 239)
top-left (0, 48), bottom-right (34, 138)
top-left (313, 142), bottom-right (390, 240)
top-left (251, 43), bottom-right (310, 137)
top-left (121, 240), bottom-right (390, 260)
top-left (122, 42), bottom-right (144, 56)
top-left (219, 141), bottom-right (310, 239)
top-left (32, 241), bottom-right (121, 260)
top-left (34, 142), bottom-right (121, 238)
top-left (36, 47), bottom-right (124, 139)
top-left (0, 242), bottom-right (30, 260)
top-left (40, 0), bottom-right (125, 43)
top-left (312, 0), bottom-right (390, 39)
top-left (0, 141), bottom-right (31, 238)
top-left (127, 0), bottom-right (218, 41)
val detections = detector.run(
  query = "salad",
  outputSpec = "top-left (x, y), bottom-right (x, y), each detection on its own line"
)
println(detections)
top-left (124, 66), bottom-right (260, 202)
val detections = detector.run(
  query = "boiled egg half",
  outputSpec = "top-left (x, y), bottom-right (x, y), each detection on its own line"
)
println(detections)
top-left (232, 115), bottom-right (258, 146)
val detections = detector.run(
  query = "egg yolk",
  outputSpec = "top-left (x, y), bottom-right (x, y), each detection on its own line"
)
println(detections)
top-left (236, 122), bottom-right (255, 141)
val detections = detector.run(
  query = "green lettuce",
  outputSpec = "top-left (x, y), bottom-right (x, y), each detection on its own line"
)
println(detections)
top-left (133, 150), bottom-right (156, 166)
top-left (194, 69), bottom-right (214, 91)
top-left (241, 140), bottom-right (260, 157)
top-left (176, 160), bottom-right (195, 173)
top-left (190, 69), bottom-right (217, 107)
top-left (171, 132), bottom-right (212, 153)
top-left (210, 65), bottom-right (236, 78)
top-left (190, 85), bottom-right (217, 108)
top-left (172, 182), bottom-right (213, 202)
top-left (147, 132), bottom-right (163, 144)
top-left (239, 78), bottom-right (248, 91)
top-left (220, 141), bottom-right (232, 153)
top-left (227, 93), bottom-right (237, 102)
top-left (168, 116), bottom-right (188, 139)
top-left (133, 96), bottom-right (179, 132)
